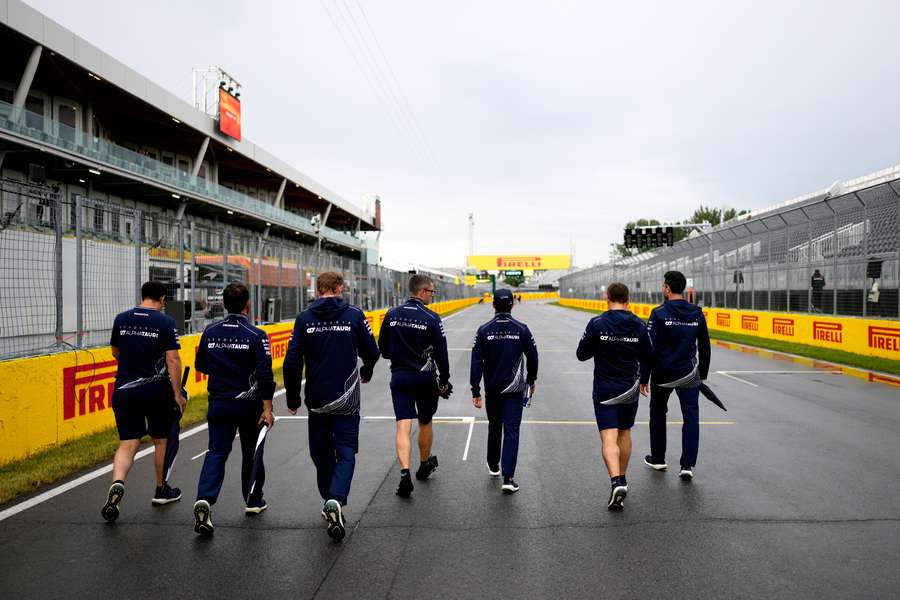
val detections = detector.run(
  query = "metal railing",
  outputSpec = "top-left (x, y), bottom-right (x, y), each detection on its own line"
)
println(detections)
top-left (560, 179), bottom-right (900, 319)
top-left (0, 180), bottom-right (470, 360)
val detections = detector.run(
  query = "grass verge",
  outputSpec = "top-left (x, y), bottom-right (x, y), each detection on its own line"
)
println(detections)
top-left (550, 302), bottom-right (900, 376)
top-left (0, 369), bottom-right (285, 506)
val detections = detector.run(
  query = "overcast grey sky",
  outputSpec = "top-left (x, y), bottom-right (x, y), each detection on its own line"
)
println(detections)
top-left (26, 0), bottom-right (900, 269)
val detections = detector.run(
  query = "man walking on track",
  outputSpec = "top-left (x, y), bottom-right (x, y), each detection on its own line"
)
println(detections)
top-left (576, 283), bottom-right (651, 510)
top-left (379, 274), bottom-right (452, 498)
top-left (284, 271), bottom-right (379, 541)
top-left (101, 281), bottom-right (185, 522)
top-left (470, 289), bottom-right (538, 494)
top-left (192, 283), bottom-right (275, 536)
top-left (642, 271), bottom-right (711, 480)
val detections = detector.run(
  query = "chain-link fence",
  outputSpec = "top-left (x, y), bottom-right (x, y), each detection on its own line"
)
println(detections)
top-left (560, 180), bottom-right (900, 319)
top-left (0, 179), bottom-right (471, 360)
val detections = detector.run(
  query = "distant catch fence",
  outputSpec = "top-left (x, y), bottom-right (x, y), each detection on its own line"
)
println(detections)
top-left (0, 178), bottom-right (471, 360)
top-left (561, 174), bottom-right (899, 320)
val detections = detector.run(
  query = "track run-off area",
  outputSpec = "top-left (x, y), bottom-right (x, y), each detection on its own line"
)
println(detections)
top-left (1, 301), bottom-right (899, 599)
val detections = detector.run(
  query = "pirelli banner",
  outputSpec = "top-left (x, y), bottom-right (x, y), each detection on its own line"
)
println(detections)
top-left (558, 298), bottom-right (900, 362)
top-left (467, 255), bottom-right (571, 271)
top-left (0, 297), bottom-right (480, 466)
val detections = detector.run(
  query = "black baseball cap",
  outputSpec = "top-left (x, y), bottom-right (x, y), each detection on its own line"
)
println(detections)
top-left (493, 289), bottom-right (514, 311)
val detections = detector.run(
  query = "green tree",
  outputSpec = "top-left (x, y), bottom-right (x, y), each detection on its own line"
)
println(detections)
top-left (503, 275), bottom-right (525, 287)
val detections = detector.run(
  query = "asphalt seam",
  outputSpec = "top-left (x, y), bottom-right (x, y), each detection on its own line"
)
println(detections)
top-left (385, 526), bottom-right (414, 600)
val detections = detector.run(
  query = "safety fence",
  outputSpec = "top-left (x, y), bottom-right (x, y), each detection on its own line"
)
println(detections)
top-left (0, 296), bottom-right (481, 466)
top-left (557, 297), bottom-right (900, 362)
top-left (560, 173), bottom-right (900, 319)
top-left (0, 178), bottom-right (472, 361)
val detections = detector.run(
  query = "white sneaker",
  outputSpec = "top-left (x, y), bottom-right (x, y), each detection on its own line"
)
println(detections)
top-left (486, 462), bottom-right (501, 477)
top-left (679, 468), bottom-right (693, 480)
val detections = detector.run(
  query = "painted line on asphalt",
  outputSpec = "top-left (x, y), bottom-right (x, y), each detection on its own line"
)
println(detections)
top-left (462, 417), bottom-right (476, 461)
top-left (715, 371), bottom-right (759, 387)
top-left (0, 421), bottom-right (211, 523)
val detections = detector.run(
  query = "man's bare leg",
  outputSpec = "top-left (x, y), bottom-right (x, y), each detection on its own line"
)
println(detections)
top-left (152, 437), bottom-right (167, 487)
top-left (417, 421), bottom-right (433, 462)
top-left (618, 429), bottom-right (632, 476)
top-left (599, 429), bottom-right (621, 477)
top-left (112, 439), bottom-right (142, 483)
top-left (396, 419), bottom-right (413, 470)
top-left (601, 428), bottom-right (628, 510)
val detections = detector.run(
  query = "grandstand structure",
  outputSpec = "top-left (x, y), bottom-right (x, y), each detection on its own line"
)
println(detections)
top-left (0, 1), bottom-right (470, 359)
top-left (0, 0), bottom-right (377, 254)
top-left (561, 165), bottom-right (900, 318)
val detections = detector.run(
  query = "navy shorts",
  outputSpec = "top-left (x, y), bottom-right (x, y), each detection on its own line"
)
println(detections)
top-left (390, 372), bottom-right (439, 424)
top-left (594, 400), bottom-right (639, 431)
top-left (111, 380), bottom-right (177, 440)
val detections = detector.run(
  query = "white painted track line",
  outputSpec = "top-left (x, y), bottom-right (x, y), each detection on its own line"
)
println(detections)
top-left (462, 417), bottom-right (475, 461)
top-left (715, 371), bottom-right (759, 387)
top-left (0, 421), bottom-right (210, 523)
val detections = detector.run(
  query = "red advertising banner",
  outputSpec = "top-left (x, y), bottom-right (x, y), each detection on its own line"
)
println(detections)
top-left (219, 89), bottom-right (241, 141)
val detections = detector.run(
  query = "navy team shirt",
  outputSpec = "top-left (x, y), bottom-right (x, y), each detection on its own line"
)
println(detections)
top-left (283, 297), bottom-right (379, 413)
top-left (110, 307), bottom-right (180, 390)
top-left (378, 298), bottom-right (450, 386)
top-left (470, 312), bottom-right (539, 397)
top-left (195, 313), bottom-right (275, 403)
top-left (576, 309), bottom-right (651, 402)
top-left (645, 299), bottom-right (711, 384)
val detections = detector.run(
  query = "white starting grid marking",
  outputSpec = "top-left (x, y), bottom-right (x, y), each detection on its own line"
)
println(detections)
top-left (715, 369), bottom-right (843, 388)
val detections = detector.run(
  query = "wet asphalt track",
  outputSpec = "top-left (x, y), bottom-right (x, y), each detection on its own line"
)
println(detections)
top-left (1, 301), bottom-right (899, 599)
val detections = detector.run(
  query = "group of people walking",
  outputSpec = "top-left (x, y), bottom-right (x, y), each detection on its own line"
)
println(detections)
top-left (99, 269), bottom-right (710, 540)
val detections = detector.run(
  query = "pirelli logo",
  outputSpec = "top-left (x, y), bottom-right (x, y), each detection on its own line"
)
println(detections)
top-left (716, 313), bottom-right (730, 327)
top-left (741, 315), bottom-right (758, 331)
top-left (812, 321), bottom-right (843, 343)
top-left (772, 317), bottom-right (795, 337)
top-left (268, 330), bottom-right (292, 361)
top-left (63, 360), bottom-right (118, 420)
top-left (868, 326), bottom-right (900, 352)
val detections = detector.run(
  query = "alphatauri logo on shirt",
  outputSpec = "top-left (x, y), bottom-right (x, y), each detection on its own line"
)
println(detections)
top-left (664, 320), bottom-right (698, 327)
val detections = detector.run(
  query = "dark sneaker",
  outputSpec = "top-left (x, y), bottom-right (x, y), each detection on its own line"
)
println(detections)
top-left (644, 455), bottom-right (667, 471)
top-left (396, 473), bottom-right (414, 498)
top-left (607, 484), bottom-right (627, 510)
top-left (101, 482), bottom-right (125, 522)
top-left (245, 497), bottom-right (268, 515)
top-left (152, 483), bottom-right (182, 506)
top-left (324, 499), bottom-right (346, 541)
top-left (486, 462), bottom-right (501, 477)
top-left (679, 467), bottom-right (693, 481)
top-left (415, 455), bottom-right (439, 481)
top-left (501, 478), bottom-right (520, 494)
top-left (193, 500), bottom-right (214, 536)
